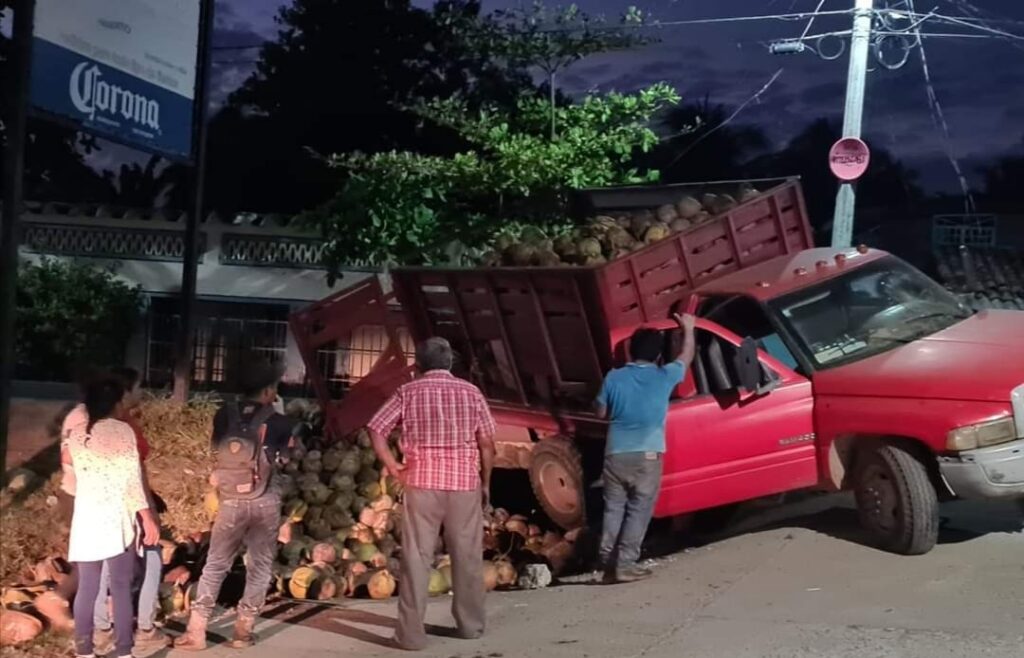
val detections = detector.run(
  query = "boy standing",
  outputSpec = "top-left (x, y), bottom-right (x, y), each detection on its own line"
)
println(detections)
top-left (175, 358), bottom-right (295, 651)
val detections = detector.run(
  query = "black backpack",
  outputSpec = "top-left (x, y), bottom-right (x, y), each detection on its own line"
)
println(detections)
top-left (212, 401), bottom-right (274, 501)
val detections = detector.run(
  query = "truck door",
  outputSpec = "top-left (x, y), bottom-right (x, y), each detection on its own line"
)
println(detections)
top-left (654, 296), bottom-right (818, 518)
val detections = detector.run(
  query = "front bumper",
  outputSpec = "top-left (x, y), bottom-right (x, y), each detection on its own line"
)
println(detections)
top-left (938, 438), bottom-right (1024, 500)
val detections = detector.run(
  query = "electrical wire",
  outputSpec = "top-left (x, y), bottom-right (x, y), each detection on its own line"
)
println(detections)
top-left (906, 0), bottom-right (975, 213)
top-left (799, 0), bottom-right (830, 42)
top-left (666, 68), bottom-right (785, 165)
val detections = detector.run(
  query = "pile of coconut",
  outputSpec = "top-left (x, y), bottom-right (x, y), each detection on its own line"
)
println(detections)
top-left (482, 185), bottom-right (762, 267)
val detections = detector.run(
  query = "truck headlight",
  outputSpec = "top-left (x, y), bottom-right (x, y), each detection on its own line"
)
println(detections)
top-left (946, 417), bottom-right (1017, 451)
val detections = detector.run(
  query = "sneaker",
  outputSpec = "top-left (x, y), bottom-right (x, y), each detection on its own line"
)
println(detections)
top-left (93, 627), bottom-right (114, 656)
top-left (133, 627), bottom-right (172, 653)
top-left (615, 565), bottom-right (653, 583)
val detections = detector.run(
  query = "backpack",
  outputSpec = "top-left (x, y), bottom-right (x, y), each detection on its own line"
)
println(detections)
top-left (212, 401), bottom-right (275, 501)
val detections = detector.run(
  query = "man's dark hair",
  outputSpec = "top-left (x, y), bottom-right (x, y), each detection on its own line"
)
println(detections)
top-left (416, 337), bottom-right (454, 372)
top-left (239, 356), bottom-right (285, 399)
top-left (109, 366), bottom-right (140, 390)
top-left (84, 377), bottom-right (125, 433)
top-left (630, 328), bottom-right (663, 363)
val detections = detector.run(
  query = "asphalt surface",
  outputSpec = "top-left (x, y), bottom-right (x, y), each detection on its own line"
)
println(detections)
top-left (161, 493), bottom-right (1024, 658)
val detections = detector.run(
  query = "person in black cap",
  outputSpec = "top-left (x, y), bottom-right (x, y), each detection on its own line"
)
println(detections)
top-left (175, 356), bottom-right (296, 652)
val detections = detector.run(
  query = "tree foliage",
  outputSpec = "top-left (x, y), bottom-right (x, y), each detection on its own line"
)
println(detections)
top-left (15, 259), bottom-right (143, 381)
top-left (308, 83), bottom-right (679, 272)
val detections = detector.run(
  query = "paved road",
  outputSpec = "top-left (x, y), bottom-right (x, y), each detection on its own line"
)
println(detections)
top-left (166, 494), bottom-right (1024, 658)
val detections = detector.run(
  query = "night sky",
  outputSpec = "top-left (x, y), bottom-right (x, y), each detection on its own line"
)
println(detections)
top-left (202, 0), bottom-right (1024, 192)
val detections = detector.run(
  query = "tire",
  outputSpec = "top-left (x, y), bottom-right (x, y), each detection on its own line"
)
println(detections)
top-left (853, 442), bottom-right (939, 555)
top-left (529, 438), bottom-right (586, 530)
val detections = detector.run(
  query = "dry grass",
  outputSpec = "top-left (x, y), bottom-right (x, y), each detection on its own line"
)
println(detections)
top-left (1, 394), bottom-right (219, 657)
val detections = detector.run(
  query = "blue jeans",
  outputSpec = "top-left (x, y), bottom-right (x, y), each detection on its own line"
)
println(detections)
top-left (94, 545), bottom-right (161, 631)
top-left (74, 549), bottom-right (136, 657)
top-left (598, 452), bottom-right (663, 570)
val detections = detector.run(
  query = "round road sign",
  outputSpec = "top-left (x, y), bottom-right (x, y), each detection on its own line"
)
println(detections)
top-left (829, 137), bottom-right (871, 181)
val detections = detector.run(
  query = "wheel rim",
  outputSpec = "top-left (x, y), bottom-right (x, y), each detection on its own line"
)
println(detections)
top-left (860, 463), bottom-right (899, 533)
top-left (536, 458), bottom-right (581, 519)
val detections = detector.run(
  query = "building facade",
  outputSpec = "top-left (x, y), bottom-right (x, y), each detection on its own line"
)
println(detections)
top-left (17, 202), bottom-right (413, 395)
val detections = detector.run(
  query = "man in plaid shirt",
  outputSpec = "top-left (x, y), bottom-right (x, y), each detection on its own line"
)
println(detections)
top-left (369, 337), bottom-right (496, 651)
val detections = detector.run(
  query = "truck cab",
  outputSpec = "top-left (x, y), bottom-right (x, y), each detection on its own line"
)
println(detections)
top-left (648, 246), bottom-right (1024, 554)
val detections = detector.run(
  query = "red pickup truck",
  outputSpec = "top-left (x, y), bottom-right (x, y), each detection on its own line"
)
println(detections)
top-left (292, 179), bottom-right (1024, 556)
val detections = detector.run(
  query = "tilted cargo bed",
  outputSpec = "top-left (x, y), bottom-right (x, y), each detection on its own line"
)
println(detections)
top-left (292, 178), bottom-right (814, 435)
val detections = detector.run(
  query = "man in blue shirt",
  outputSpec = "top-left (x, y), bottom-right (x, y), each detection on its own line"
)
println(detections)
top-left (595, 312), bottom-right (696, 583)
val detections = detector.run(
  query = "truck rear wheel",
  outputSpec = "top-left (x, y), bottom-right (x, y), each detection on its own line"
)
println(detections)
top-left (529, 438), bottom-right (586, 530)
top-left (853, 442), bottom-right (939, 555)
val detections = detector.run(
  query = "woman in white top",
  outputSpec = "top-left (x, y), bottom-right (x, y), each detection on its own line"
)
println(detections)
top-left (64, 377), bottom-right (159, 658)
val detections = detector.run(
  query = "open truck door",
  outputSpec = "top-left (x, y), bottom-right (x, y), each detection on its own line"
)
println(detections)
top-left (289, 277), bottom-right (415, 440)
top-left (654, 318), bottom-right (818, 518)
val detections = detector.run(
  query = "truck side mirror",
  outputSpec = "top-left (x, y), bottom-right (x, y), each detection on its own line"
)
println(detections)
top-left (734, 337), bottom-right (762, 394)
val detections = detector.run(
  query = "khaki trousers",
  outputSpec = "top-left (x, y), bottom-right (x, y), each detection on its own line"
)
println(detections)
top-left (397, 487), bottom-right (485, 650)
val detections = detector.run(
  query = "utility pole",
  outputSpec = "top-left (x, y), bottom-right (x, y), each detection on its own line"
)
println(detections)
top-left (831, 0), bottom-right (874, 248)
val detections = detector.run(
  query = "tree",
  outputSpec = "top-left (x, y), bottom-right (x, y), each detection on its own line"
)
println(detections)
top-left (747, 118), bottom-right (922, 237)
top-left (203, 0), bottom-right (534, 216)
top-left (485, 2), bottom-right (655, 138)
top-left (15, 259), bottom-right (143, 381)
top-left (979, 138), bottom-right (1024, 211)
top-left (307, 83), bottom-right (680, 271)
top-left (655, 98), bottom-right (769, 183)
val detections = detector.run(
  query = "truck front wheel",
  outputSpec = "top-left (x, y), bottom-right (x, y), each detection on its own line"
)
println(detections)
top-left (529, 438), bottom-right (586, 530)
top-left (853, 442), bottom-right (939, 555)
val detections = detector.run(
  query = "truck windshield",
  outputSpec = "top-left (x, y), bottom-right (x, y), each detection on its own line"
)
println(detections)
top-left (768, 256), bottom-right (972, 369)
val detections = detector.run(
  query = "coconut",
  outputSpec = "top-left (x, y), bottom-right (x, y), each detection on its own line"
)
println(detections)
top-left (367, 570), bottom-right (397, 599)
top-left (494, 559), bottom-right (517, 588)
top-left (355, 429), bottom-right (373, 448)
top-left (711, 193), bottom-right (737, 214)
top-left (311, 542), bottom-right (338, 566)
top-left (692, 211), bottom-right (711, 224)
top-left (630, 212), bottom-right (656, 241)
top-left (506, 243), bottom-right (538, 266)
top-left (306, 518), bottom-right (333, 541)
top-left (350, 541), bottom-right (379, 563)
top-left (701, 193), bottom-right (719, 211)
top-left (519, 226), bottom-right (548, 245)
top-left (302, 450), bottom-right (323, 474)
top-left (316, 576), bottom-right (339, 601)
top-left (303, 483), bottom-right (332, 505)
top-left (536, 250), bottom-right (562, 267)
top-left (0, 609), bottom-right (44, 645)
top-left (540, 540), bottom-right (575, 576)
top-left (552, 235), bottom-right (577, 260)
top-left (288, 565), bottom-right (322, 599)
top-left (163, 565), bottom-right (191, 586)
top-left (370, 495), bottom-right (394, 512)
top-left (504, 519), bottom-right (529, 538)
top-left (305, 505), bottom-right (324, 525)
top-left (669, 218), bottom-right (692, 233)
top-left (656, 204), bottom-right (678, 224)
top-left (738, 185), bottom-right (761, 203)
top-left (601, 226), bottom-right (634, 252)
top-left (676, 195), bottom-right (703, 219)
top-left (337, 453), bottom-right (361, 477)
top-left (481, 250), bottom-right (503, 267)
top-left (483, 562), bottom-right (499, 591)
top-left (358, 507), bottom-right (381, 529)
top-left (644, 223), bottom-right (671, 244)
top-left (494, 234), bottom-right (515, 252)
top-left (428, 569), bottom-right (450, 596)
top-left (329, 473), bottom-right (356, 493)
top-left (358, 481), bottom-right (382, 500)
top-left (582, 255), bottom-right (607, 266)
top-left (283, 499), bottom-right (309, 523)
top-left (321, 449), bottom-right (343, 472)
top-left (577, 237), bottom-right (602, 260)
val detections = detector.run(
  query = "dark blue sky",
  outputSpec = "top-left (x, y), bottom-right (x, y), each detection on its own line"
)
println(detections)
top-left (213, 1), bottom-right (1024, 192)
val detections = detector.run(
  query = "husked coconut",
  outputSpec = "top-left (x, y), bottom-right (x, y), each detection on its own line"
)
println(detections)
top-left (644, 223), bottom-right (671, 244)
top-left (676, 195), bottom-right (703, 219)
top-left (656, 204), bottom-right (678, 224)
top-left (669, 218), bottom-right (692, 233)
top-left (630, 212), bottom-right (655, 241)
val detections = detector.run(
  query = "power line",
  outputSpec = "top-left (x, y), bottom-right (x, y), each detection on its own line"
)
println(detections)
top-left (799, 0), bottom-right (830, 41)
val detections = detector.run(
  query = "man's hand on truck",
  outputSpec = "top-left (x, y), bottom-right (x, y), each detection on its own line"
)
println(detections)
top-left (673, 313), bottom-right (698, 367)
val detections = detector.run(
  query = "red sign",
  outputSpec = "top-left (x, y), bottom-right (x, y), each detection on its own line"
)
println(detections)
top-left (829, 137), bottom-right (870, 181)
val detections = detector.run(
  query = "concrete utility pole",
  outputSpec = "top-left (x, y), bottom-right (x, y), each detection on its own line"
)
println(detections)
top-left (831, 0), bottom-right (874, 248)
